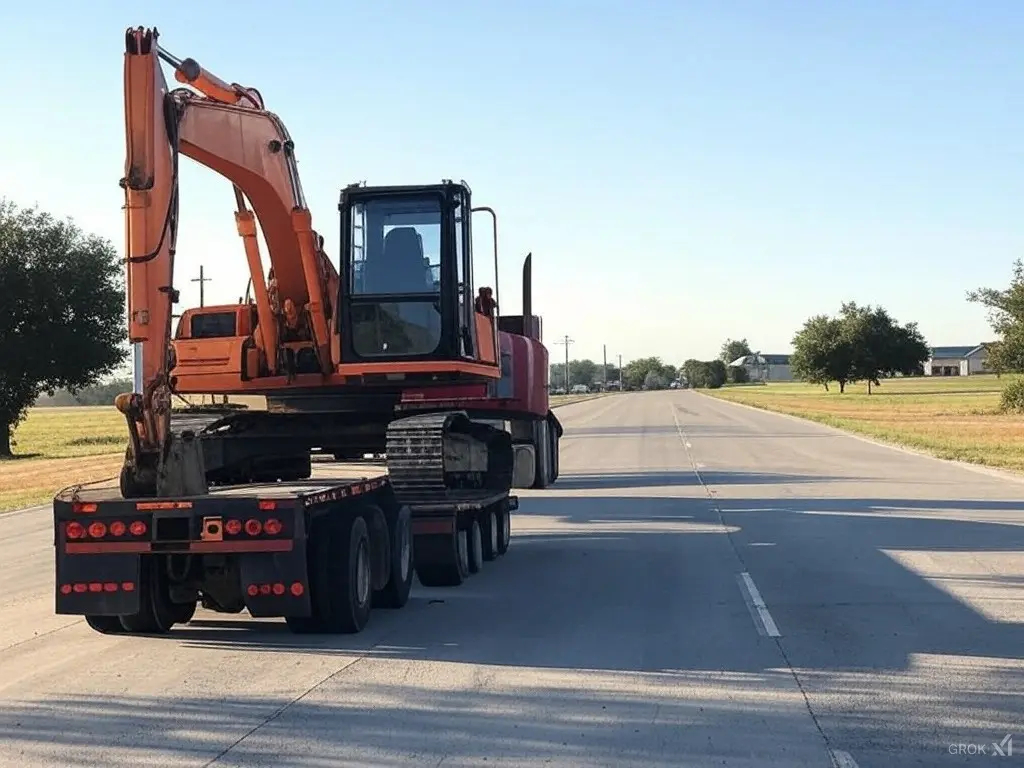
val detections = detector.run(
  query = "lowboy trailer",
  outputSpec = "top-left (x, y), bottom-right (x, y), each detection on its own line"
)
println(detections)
top-left (53, 454), bottom-right (516, 635)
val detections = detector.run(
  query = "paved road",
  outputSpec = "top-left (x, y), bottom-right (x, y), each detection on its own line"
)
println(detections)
top-left (1, 391), bottom-right (1023, 766)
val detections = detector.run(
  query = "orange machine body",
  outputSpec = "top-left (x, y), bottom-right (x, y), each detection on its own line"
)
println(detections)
top-left (120, 27), bottom-right (502, 478)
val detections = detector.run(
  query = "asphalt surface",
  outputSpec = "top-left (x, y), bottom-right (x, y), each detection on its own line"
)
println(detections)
top-left (1, 390), bottom-right (1023, 766)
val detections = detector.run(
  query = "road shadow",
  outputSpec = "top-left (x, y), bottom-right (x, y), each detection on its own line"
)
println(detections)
top-left (549, 470), bottom-right (854, 490)
top-left (4, 489), bottom-right (1020, 765)
top-left (156, 492), bottom-right (1024, 676)
top-left (6, 487), bottom-right (1024, 765)
top-left (0, 682), bottom-right (840, 767)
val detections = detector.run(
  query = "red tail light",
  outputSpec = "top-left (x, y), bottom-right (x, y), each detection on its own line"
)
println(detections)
top-left (290, 582), bottom-right (304, 596)
top-left (272, 582), bottom-right (285, 595)
top-left (225, 519), bottom-right (242, 535)
top-left (109, 521), bottom-right (127, 537)
top-left (129, 520), bottom-right (147, 536)
top-left (65, 521), bottom-right (85, 539)
top-left (264, 518), bottom-right (282, 536)
top-left (258, 500), bottom-right (277, 511)
top-left (244, 519), bottom-right (262, 536)
top-left (72, 502), bottom-right (97, 514)
top-left (87, 522), bottom-right (107, 538)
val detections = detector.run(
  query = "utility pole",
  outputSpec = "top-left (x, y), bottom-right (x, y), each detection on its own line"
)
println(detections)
top-left (191, 265), bottom-right (212, 308)
top-left (603, 344), bottom-right (608, 388)
top-left (618, 354), bottom-right (623, 388)
top-left (555, 335), bottom-right (574, 391)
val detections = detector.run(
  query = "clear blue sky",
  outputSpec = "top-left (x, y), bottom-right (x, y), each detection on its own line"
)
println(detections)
top-left (3, 1), bottom-right (1023, 365)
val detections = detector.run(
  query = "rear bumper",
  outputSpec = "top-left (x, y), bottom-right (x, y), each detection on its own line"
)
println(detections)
top-left (53, 497), bottom-right (312, 619)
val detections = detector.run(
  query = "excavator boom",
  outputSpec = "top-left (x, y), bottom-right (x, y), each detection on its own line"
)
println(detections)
top-left (118, 26), bottom-right (334, 496)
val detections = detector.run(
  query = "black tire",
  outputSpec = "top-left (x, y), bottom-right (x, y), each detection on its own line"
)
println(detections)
top-left (548, 415), bottom-right (560, 483)
top-left (373, 505), bottom-right (414, 609)
top-left (415, 528), bottom-right (470, 587)
top-left (530, 420), bottom-right (550, 490)
top-left (467, 518), bottom-right (484, 574)
top-left (480, 507), bottom-right (499, 562)
top-left (288, 513), bottom-right (373, 634)
top-left (496, 507), bottom-right (511, 556)
top-left (119, 558), bottom-right (181, 634)
top-left (85, 615), bottom-right (125, 634)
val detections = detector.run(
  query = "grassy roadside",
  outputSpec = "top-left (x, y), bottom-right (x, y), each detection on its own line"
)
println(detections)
top-left (1, 391), bottom-right (615, 513)
top-left (702, 374), bottom-right (1024, 473)
top-left (0, 407), bottom-right (127, 512)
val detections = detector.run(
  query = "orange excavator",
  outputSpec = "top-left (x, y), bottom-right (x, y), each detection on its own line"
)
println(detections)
top-left (117, 27), bottom-right (560, 503)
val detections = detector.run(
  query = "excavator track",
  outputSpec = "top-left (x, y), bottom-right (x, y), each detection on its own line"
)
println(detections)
top-left (384, 411), bottom-right (514, 506)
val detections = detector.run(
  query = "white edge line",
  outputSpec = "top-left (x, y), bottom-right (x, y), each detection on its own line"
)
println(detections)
top-left (692, 389), bottom-right (1024, 487)
top-left (830, 749), bottom-right (860, 768)
top-left (738, 572), bottom-right (781, 637)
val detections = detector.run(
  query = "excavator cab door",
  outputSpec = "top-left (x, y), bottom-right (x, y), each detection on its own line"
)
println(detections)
top-left (336, 182), bottom-right (498, 382)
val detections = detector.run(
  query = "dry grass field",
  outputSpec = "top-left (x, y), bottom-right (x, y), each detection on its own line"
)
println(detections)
top-left (704, 374), bottom-right (1024, 472)
top-left (0, 391), bottom-right (611, 513)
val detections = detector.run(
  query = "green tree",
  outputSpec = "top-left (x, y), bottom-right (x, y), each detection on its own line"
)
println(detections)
top-left (643, 370), bottom-right (666, 390)
top-left (719, 338), bottom-right (752, 365)
top-left (0, 199), bottom-right (127, 456)
top-left (791, 314), bottom-right (853, 392)
top-left (679, 359), bottom-right (726, 389)
top-left (680, 359), bottom-right (706, 388)
top-left (719, 339), bottom-right (753, 383)
top-left (967, 259), bottom-right (1024, 375)
top-left (790, 303), bottom-right (929, 394)
top-left (706, 359), bottom-right (728, 388)
top-left (621, 356), bottom-right (667, 389)
top-left (549, 362), bottom-right (567, 389)
top-left (839, 302), bottom-right (930, 393)
top-left (568, 359), bottom-right (598, 387)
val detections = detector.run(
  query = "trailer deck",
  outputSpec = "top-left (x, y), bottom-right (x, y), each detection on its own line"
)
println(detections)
top-left (52, 454), bottom-right (517, 636)
top-left (55, 456), bottom-right (390, 504)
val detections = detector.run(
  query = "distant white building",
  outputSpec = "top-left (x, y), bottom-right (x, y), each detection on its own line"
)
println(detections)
top-left (925, 345), bottom-right (989, 376)
top-left (728, 353), bottom-right (794, 382)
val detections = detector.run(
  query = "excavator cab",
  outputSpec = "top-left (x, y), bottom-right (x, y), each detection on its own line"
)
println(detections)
top-left (335, 181), bottom-right (501, 384)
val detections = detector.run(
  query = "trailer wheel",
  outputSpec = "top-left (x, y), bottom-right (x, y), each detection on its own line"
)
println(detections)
top-left (373, 505), bottom-right (414, 609)
top-left (415, 527), bottom-right (469, 587)
top-left (85, 615), bottom-right (125, 634)
top-left (290, 513), bottom-right (373, 634)
top-left (480, 508), bottom-right (499, 561)
top-left (467, 518), bottom-right (484, 574)
top-left (496, 507), bottom-right (511, 556)
top-left (119, 558), bottom-right (182, 634)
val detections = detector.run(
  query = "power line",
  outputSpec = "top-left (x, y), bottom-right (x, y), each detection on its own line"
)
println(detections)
top-left (191, 265), bottom-right (212, 308)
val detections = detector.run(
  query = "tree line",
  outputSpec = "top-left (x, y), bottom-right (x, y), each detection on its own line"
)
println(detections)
top-left (781, 260), bottom-right (1024, 402)
top-left (550, 358), bottom-right (678, 390)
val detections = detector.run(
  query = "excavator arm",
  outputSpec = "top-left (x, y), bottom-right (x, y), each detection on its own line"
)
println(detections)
top-left (117, 27), bottom-right (333, 497)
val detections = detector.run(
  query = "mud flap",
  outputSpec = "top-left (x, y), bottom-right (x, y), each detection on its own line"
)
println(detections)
top-left (157, 432), bottom-right (209, 497)
top-left (239, 548), bottom-right (313, 618)
top-left (55, 553), bottom-right (142, 616)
